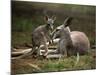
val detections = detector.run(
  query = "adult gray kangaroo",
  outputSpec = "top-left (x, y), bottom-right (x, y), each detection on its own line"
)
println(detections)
top-left (52, 17), bottom-right (90, 57)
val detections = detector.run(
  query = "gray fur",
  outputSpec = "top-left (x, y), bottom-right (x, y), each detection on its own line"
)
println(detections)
top-left (32, 16), bottom-right (56, 56)
top-left (52, 18), bottom-right (90, 56)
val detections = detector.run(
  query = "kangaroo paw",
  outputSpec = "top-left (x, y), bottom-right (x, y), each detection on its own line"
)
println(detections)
top-left (44, 52), bottom-right (48, 56)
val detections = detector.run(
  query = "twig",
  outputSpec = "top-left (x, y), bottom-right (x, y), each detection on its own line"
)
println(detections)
top-left (27, 63), bottom-right (41, 71)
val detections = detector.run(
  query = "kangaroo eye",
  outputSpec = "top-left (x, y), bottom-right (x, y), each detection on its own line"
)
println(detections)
top-left (47, 24), bottom-right (50, 26)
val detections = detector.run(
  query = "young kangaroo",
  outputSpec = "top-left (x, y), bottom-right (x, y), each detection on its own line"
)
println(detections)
top-left (52, 17), bottom-right (90, 56)
top-left (32, 15), bottom-right (56, 57)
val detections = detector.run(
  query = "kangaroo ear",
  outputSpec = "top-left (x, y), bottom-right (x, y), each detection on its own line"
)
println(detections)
top-left (51, 16), bottom-right (56, 21)
top-left (63, 17), bottom-right (73, 27)
top-left (44, 15), bottom-right (49, 21)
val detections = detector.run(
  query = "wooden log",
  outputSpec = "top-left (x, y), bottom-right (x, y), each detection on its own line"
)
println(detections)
top-left (48, 46), bottom-right (57, 49)
top-left (46, 54), bottom-right (63, 59)
top-left (40, 49), bottom-right (57, 53)
top-left (11, 48), bottom-right (57, 56)
top-left (11, 56), bottom-right (23, 60)
top-left (11, 52), bottom-right (23, 57)
top-left (11, 49), bottom-right (33, 60)
top-left (27, 63), bottom-right (41, 71)
top-left (53, 38), bottom-right (60, 44)
top-left (11, 47), bottom-right (17, 51)
top-left (39, 49), bottom-right (58, 55)
top-left (11, 48), bottom-right (32, 56)
top-left (11, 42), bottom-right (58, 59)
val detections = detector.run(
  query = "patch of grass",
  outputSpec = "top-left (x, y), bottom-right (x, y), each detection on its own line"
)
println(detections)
top-left (42, 54), bottom-right (95, 71)
top-left (12, 52), bottom-right (96, 74)
top-left (42, 59), bottom-right (66, 71)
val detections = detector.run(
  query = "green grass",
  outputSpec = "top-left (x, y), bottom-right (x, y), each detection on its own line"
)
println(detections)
top-left (42, 55), bottom-right (95, 72)
top-left (11, 51), bottom-right (96, 74)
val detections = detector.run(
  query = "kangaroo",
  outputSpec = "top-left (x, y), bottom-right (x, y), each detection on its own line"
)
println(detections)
top-left (13, 16), bottom-right (56, 59)
top-left (51, 18), bottom-right (71, 44)
top-left (32, 15), bottom-right (56, 57)
top-left (52, 17), bottom-right (90, 57)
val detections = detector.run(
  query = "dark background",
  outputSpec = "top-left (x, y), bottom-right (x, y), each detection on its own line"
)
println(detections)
top-left (11, 1), bottom-right (96, 48)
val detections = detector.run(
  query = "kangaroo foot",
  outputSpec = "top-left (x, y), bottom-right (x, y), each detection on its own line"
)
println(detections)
top-left (44, 52), bottom-right (48, 56)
